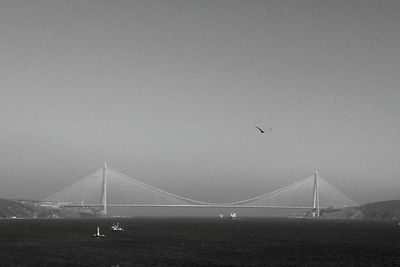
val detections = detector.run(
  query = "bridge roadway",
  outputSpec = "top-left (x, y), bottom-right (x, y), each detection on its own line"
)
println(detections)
top-left (57, 204), bottom-right (325, 209)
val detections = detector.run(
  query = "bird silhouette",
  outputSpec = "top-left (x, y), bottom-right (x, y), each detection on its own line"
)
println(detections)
top-left (255, 126), bottom-right (265, 133)
top-left (255, 126), bottom-right (272, 133)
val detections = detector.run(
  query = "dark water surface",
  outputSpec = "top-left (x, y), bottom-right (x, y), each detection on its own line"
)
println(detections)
top-left (0, 218), bottom-right (399, 266)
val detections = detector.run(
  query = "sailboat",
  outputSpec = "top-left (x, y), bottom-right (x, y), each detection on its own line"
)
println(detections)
top-left (229, 212), bottom-right (237, 220)
top-left (111, 222), bottom-right (124, 231)
top-left (92, 226), bottom-right (105, 237)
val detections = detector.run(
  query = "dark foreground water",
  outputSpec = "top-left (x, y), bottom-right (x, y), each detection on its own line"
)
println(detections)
top-left (0, 218), bottom-right (399, 266)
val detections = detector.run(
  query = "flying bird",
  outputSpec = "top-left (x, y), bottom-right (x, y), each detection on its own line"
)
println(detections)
top-left (255, 126), bottom-right (272, 133)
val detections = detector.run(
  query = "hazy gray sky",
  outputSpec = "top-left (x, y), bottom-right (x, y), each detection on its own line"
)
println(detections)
top-left (1, 0), bottom-right (399, 204)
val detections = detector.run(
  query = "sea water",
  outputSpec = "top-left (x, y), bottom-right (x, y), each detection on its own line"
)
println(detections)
top-left (0, 217), bottom-right (399, 266)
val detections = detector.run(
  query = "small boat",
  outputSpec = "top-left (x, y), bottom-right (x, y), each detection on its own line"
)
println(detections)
top-left (111, 222), bottom-right (124, 231)
top-left (92, 226), bottom-right (105, 237)
top-left (229, 212), bottom-right (237, 220)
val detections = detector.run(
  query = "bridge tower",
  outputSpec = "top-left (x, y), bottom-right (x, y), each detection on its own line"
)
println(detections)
top-left (101, 162), bottom-right (107, 215)
top-left (312, 171), bottom-right (320, 217)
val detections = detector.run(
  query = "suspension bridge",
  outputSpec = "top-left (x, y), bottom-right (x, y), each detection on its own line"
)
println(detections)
top-left (42, 163), bottom-right (358, 217)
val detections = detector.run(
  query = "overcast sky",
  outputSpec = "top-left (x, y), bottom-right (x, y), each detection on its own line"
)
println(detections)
top-left (1, 0), bottom-right (399, 204)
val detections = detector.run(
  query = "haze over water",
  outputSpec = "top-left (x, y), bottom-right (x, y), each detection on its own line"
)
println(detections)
top-left (0, 0), bottom-right (399, 204)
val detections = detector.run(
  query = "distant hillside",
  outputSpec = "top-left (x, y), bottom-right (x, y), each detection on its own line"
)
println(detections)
top-left (0, 199), bottom-right (98, 218)
top-left (317, 200), bottom-right (400, 220)
top-left (319, 207), bottom-right (363, 219)
top-left (360, 199), bottom-right (400, 219)
top-left (0, 199), bottom-right (39, 218)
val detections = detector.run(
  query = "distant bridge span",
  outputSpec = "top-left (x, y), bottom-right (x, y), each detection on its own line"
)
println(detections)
top-left (42, 163), bottom-right (358, 217)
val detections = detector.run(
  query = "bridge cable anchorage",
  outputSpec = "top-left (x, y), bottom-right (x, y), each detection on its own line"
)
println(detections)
top-left (41, 165), bottom-right (358, 214)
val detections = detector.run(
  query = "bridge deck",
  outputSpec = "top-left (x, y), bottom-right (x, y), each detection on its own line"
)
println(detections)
top-left (57, 204), bottom-right (324, 209)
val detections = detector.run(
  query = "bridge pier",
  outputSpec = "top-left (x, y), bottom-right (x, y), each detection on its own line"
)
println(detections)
top-left (312, 171), bottom-right (319, 217)
top-left (101, 162), bottom-right (107, 215)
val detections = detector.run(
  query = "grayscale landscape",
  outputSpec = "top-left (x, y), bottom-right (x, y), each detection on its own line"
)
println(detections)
top-left (1, 0), bottom-right (400, 266)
